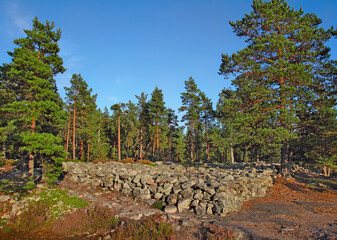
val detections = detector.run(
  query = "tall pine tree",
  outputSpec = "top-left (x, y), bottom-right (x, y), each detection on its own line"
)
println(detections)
top-left (2, 17), bottom-right (66, 177)
top-left (219, 0), bottom-right (336, 174)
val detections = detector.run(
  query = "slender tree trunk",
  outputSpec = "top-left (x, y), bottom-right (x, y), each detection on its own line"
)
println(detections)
top-left (28, 114), bottom-right (36, 177)
top-left (65, 113), bottom-right (70, 155)
top-left (113, 141), bottom-right (116, 160)
top-left (156, 121), bottom-right (159, 160)
top-left (191, 123), bottom-right (194, 162)
top-left (327, 167), bottom-right (331, 177)
top-left (323, 166), bottom-right (327, 177)
top-left (127, 140), bottom-right (130, 159)
top-left (204, 119), bottom-right (209, 162)
top-left (243, 147), bottom-right (247, 163)
top-left (281, 142), bottom-right (288, 176)
top-left (73, 108), bottom-right (76, 160)
top-left (168, 139), bottom-right (172, 160)
top-left (230, 142), bottom-right (235, 164)
top-left (140, 127), bottom-right (143, 159)
top-left (2, 142), bottom-right (6, 159)
top-left (152, 134), bottom-right (156, 159)
top-left (80, 141), bottom-right (83, 159)
top-left (87, 142), bottom-right (90, 162)
top-left (118, 115), bottom-right (121, 161)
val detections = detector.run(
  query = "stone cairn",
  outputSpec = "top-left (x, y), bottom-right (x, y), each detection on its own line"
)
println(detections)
top-left (62, 161), bottom-right (275, 216)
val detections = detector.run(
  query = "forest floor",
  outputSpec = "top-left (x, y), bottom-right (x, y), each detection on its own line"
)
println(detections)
top-left (0, 166), bottom-right (336, 240)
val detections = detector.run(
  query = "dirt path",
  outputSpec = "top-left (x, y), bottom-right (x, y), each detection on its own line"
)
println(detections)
top-left (223, 177), bottom-right (337, 240)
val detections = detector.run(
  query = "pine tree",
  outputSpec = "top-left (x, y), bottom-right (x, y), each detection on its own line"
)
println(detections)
top-left (179, 77), bottom-right (202, 162)
top-left (149, 87), bottom-right (167, 161)
top-left (135, 92), bottom-right (150, 159)
top-left (111, 103), bottom-right (126, 161)
top-left (199, 92), bottom-right (214, 162)
top-left (64, 74), bottom-right (97, 160)
top-left (219, 0), bottom-right (336, 174)
top-left (2, 17), bottom-right (66, 177)
top-left (166, 108), bottom-right (179, 161)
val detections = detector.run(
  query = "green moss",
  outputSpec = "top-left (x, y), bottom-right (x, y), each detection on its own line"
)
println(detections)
top-left (151, 201), bottom-right (165, 211)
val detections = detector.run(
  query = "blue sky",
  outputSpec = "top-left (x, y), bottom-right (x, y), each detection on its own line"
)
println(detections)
top-left (1, 0), bottom-right (336, 119)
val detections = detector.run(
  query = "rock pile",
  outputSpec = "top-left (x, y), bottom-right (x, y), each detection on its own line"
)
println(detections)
top-left (62, 161), bottom-right (275, 216)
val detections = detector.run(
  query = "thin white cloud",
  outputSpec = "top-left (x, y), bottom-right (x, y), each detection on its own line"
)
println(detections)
top-left (107, 96), bottom-right (119, 103)
top-left (3, 0), bottom-right (32, 37)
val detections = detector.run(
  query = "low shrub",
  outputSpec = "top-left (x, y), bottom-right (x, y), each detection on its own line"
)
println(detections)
top-left (12, 201), bottom-right (51, 232)
top-left (111, 214), bottom-right (174, 240)
top-left (207, 224), bottom-right (237, 240)
top-left (23, 181), bottom-right (36, 190)
top-left (0, 159), bottom-right (16, 166)
top-left (51, 204), bottom-right (117, 235)
top-left (136, 159), bottom-right (155, 165)
top-left (120, 158), bottom-right (135, 164)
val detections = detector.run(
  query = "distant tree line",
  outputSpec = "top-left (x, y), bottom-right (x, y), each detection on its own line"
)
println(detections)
top-left (1, 0), bottom-right (336, 183)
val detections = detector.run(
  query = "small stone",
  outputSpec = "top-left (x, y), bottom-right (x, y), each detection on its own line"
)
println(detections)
top-left (154, 192), bottom-right (163, 199)
top-left (177, 198), bottom-right (192, 212)
top-left (103, 234), bottom-right (112, 240)
top-left (0, 195), bottom-right (10, 203)
top-left (164, 205), bottom-right (178, 214)
top-left (190, 200), bottom-right (199, 207)
top-left (166, 194), bottom-right (178, 205)
top-left (182, 180), bottom-right (196, 189)
top-left (145, 198), bottom-right (157, 206)
top-left (193, 190), bottom-right (204, 200)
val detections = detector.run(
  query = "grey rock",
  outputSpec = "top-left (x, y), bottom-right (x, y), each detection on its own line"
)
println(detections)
top-left (164, 205), bottom-right (178, 213)
top-left (190, 200), bottom-right (199, 207)
top-left (177, 198), bottom-right (192, 212)
top-left (194, 205), bottom-right (206, 215)
top-left (166, 194), bottom-right (178, 205)
top-left (204, 187), bottom-right (216, 195)
top-left (181, 180), bottom-right (196, 189)
top-left (193, 190), bottom-right (204, 200)
top-left (154, 192), bottom-right (163, 199)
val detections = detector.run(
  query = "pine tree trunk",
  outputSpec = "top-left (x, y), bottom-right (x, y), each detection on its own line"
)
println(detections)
top-left (28, 114), bottom-right (36, 177)
top-left (281, 143), bottom-right (288, 176)
top-left (152, 134), bottom-right (156, 159)
top-left (243, 147), bottom-right (247, 163)
top-left (323, 166), bottom-right (327, 177)
top-left (2, 142), bottom-right (6, 159)
top-left (73, 108), bottom-right (76, 160)
top-left (80, 141), bottom-right (83, 159)
top-left (113, 141), bottom-right (116, 160)
top-left (65, 112), bottom-right (70, 155)
top-left (140, 127), bottom-right (143, 159)
top-left (156, 121), bottom-right (159, 160)
top-left (127, 140), bottom-right (130, 159)
top-left (87, 143), bottom-right (90, 162)
top-left (168, 139), bottom-right (172, 160)
top-left (191, 123), bottom-right (194, 162)
top-left (204, 118), bottom-right (209, 162)
top-left (230, 142), bottom-right (235, 164)
top-left (118, 115), bottom-right (121, 161)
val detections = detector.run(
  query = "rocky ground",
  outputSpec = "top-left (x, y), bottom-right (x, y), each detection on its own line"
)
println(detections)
top-left (0, 163), bottom-right (336, 240)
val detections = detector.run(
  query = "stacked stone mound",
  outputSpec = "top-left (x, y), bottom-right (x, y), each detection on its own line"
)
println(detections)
top-left (62, 161), bottom-right (274, 216)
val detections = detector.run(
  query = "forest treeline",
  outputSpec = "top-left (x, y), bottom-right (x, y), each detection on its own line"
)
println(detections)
top-left (1, 0), bottom-right (336, 183)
